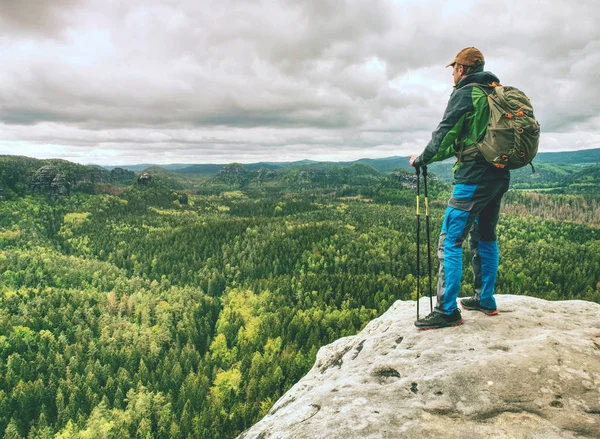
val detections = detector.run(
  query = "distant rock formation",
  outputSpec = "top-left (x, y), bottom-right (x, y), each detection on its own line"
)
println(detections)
top-left (138, 173), bottom-right (152, 185)
top-left (255, 167), bottom-right (277, 181)
top-left (20, 162), bottom-right (133, 199)
top-left (239, 295), bottom-right (600, 438)
top-left (390, 169), bottom-right (439, 190)
top-left (215, 163), bottom-right (250, 185)
top-left (31, 166), bottom-right (71, 197)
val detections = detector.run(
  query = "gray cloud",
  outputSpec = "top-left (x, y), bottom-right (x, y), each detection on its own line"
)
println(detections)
top-left (0, 0), bottom-right (598, 165)
top-left (0, 0), bottom-right (82, 38)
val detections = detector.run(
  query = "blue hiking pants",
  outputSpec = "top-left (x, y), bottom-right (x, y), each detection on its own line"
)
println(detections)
top-left (435, 180), bottom-right (510, 315)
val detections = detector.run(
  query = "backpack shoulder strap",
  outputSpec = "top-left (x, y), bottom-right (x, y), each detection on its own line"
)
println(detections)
top-left (456, 83), bottom-right (496, 163)
top-left (462, 82), bottom-right (494, 96)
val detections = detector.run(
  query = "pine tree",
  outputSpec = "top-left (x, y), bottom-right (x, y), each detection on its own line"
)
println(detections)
top-left (3, 419), bottom-right (23, 439)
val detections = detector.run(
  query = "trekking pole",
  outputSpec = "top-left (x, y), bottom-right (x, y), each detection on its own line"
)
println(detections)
top-left (422, 166), bottom-right (433, 313)
top-left (415, 166), bottom-right (421, 320)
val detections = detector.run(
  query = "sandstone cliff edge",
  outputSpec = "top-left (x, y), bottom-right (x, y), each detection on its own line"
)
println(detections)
top-left (238, 295), bottom-right (600, 439)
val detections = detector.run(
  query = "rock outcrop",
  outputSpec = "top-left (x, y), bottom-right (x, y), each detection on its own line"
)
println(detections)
top-left (26, 163), bottom-right (132, 198)
top-left (138, 173), bottom-right (152, 185)
top-left (31, 166), bottom-right (71, 197)
top-left (239, 295), bottom-right (600, 439)
top-left (215, 163), bottom-right (250, 186)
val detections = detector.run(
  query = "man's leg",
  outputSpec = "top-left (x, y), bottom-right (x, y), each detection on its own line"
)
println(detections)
top-left (435, 184), bottom-right (479, 315)
top-left (474, 180), bottom-right (509, 310)
top-left (415, 224), bottom-right (467, 328)
top-left (467, 217), bottom-right (499, 312)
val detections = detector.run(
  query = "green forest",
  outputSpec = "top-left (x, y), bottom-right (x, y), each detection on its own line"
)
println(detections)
top-left (1, 155), bottom-right (599, 439)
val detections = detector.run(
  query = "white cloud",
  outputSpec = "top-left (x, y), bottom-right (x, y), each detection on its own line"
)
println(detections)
top-left (0, 0), bottom-right (598, 165)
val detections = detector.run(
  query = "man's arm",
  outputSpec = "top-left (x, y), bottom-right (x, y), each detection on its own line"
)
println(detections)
top-left (413, 88), bottom-right (475, 167)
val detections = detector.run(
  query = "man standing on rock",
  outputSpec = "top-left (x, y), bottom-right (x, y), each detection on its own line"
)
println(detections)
top-left (410, 47), bottom-right (510, 329)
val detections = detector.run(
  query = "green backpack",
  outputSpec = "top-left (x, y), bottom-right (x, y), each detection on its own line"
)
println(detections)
top-left (463, 83), bottom-right (540, 170)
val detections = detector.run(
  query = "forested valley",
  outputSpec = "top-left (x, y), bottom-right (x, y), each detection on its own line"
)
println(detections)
top-left (1, 155), bottom-right (599, 439)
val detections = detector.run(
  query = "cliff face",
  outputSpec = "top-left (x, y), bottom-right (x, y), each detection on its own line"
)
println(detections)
top-left (239, 295), bottom-right (600, 439)
top-left (0, 156), bottom-right (136, 199)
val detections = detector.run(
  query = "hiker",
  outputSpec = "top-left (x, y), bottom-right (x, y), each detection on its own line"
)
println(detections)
top-left (410, 47), bottom-right (510, 329)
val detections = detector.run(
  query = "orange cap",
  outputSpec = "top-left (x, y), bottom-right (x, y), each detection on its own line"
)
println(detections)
top-left (446, 47), bottom-right (485, 68)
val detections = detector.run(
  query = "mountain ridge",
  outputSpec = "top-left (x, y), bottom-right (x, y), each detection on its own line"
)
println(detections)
top-left (96, 148), bottom-right (600, 174)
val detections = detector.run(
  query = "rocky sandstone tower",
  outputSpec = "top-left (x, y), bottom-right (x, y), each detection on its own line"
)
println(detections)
top-left (238, 295), bottom-right (600, 439)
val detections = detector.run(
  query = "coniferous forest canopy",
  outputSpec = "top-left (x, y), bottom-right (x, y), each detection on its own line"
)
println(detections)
top-left (1, 154), bottom-right (599, 439)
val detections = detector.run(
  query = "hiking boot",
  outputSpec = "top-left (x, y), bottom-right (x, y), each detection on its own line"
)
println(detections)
top-left (414, 309), bottom-right (464, 330)
top-left (460, 297), bottom-right (498, 316)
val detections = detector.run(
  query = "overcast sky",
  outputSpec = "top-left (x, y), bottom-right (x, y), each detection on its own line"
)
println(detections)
top-left (0, 0), bottom-right (598, 166)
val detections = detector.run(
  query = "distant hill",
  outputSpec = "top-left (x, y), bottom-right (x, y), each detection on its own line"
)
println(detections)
top-left (137, 166), bottom-right (188, 190)
top-left (197, 162), bottom-right (389, 195)
top-left (121, 173), bottom-right (189, 209)
top-left (176, 162), bottom-right (284, 175)
top-left (523, 163), bottom-right (600, 194)
top-left (278, 162), bottom-right (384, 187)
top-left (346, 157), bottom-right (408, 173)
top-left (101, 163), bottom-right (193, 172)
top-left (98, 148), bottom-right (600, 178)
top-left (175, 164), bottom-right (232, 175)
top-left (535, 148), bottom-right (600, 165)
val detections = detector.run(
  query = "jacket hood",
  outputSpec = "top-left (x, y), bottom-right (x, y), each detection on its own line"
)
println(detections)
top-left (456, 67), bottom-right (500, 89)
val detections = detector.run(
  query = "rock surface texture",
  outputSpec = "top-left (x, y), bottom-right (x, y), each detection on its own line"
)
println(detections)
top-left (238, 295), bottom-right (600, 439)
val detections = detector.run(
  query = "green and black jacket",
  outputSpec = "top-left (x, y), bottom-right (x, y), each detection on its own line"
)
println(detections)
top-left (414, 67), bottom-right (510, 184)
